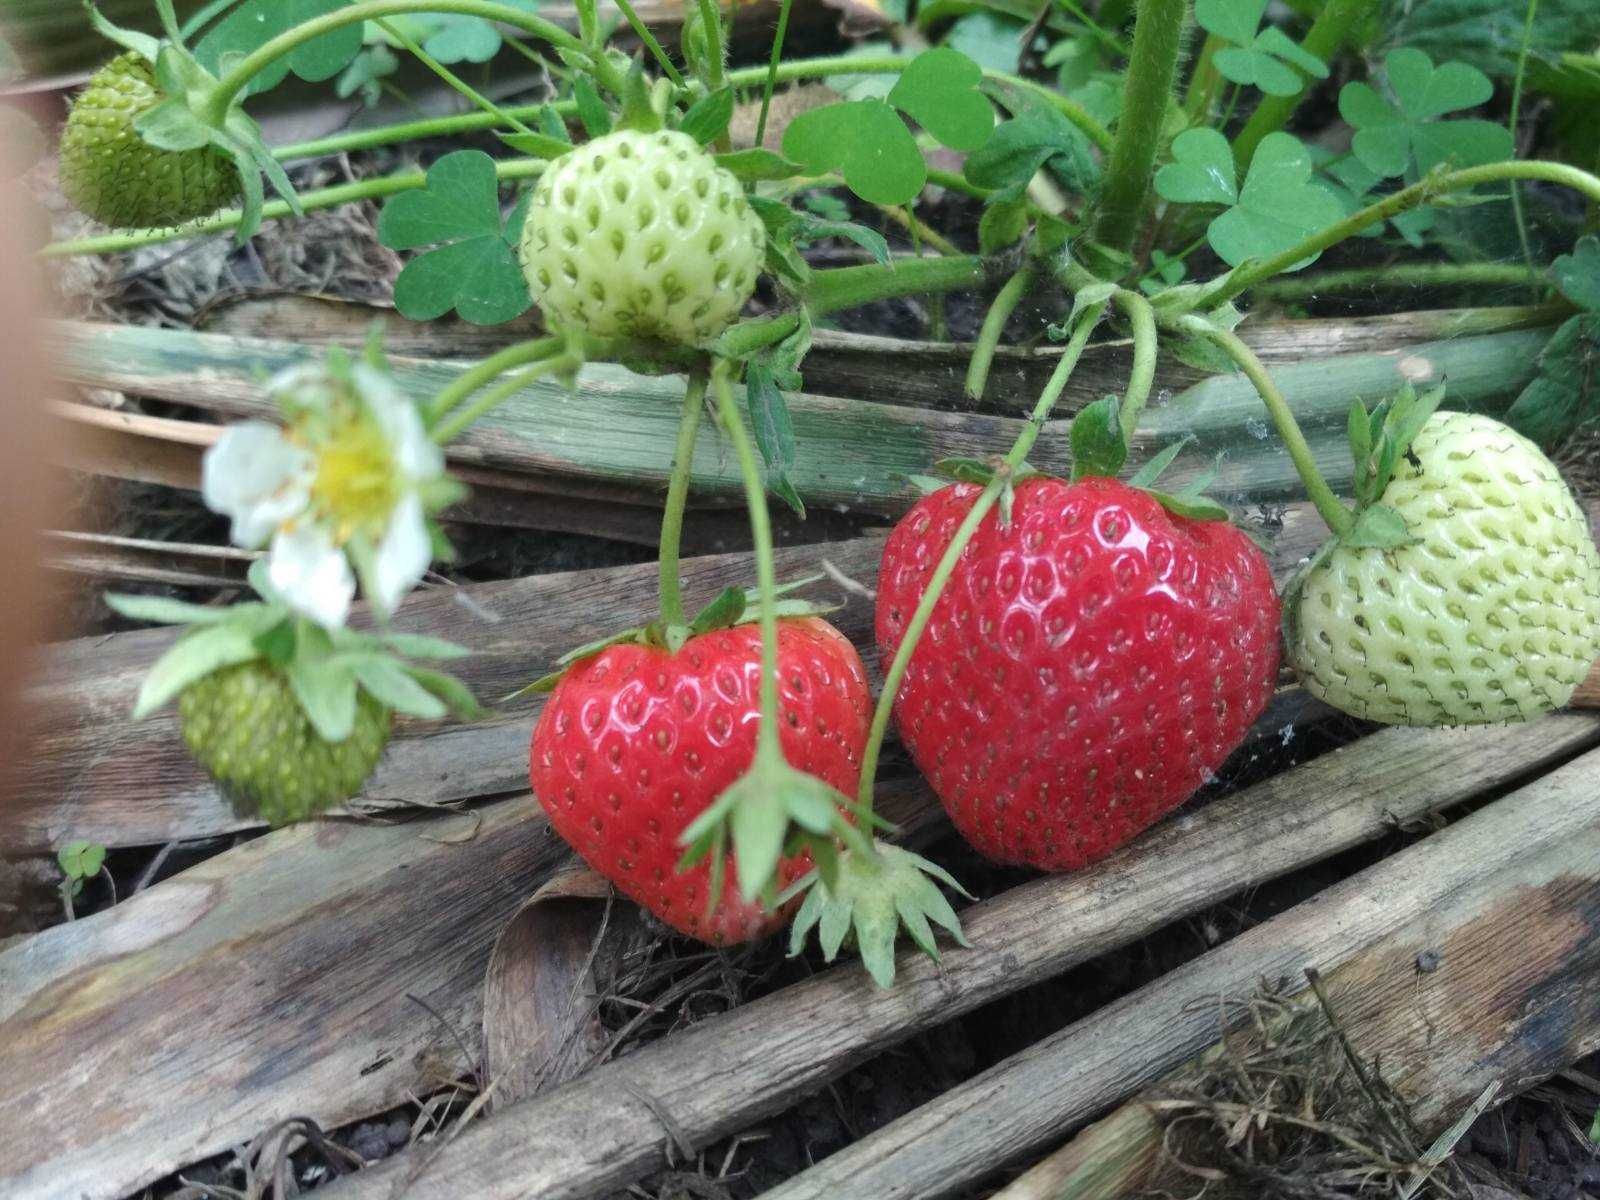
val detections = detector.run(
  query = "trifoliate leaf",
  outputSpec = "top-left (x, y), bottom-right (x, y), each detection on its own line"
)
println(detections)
top-left (377, 150), bottom-right (532, 326)
top-left (1138, 249), bottom-right (1187, 296)
top-left (1197, 0), bottom-right (1328, 97)
top-left (945, 10), bottom-right (1026, 73)
top-left (1503, 315), bottom-right (1600, 447)
top-left (58, 840), bottom-right (106, 881)
top-left (196, 0), bottom-right (363, 96)
top-left (337, 43), bottom-right (399, 106)
top-left (1553, 236), bottom-right (1600, 313)
top-left (1163, 131), bottom-right (1345, 270)
top-left (783, 99), bottom-right (926, 206)
top-left (886, 46), bottom-right (993, 151)
top-left (1338, 49), bottom-right (1512, 178)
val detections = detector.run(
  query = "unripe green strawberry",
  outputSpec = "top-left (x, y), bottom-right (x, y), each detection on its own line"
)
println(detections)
top-left (519, 129), bottom-right (765, 346)
top-left (1287, 412), bottom-right (1600, 725)
top-left (179, 661), bottom-right (391, 826)
top-left (59, 53), bottom-right (239, 230)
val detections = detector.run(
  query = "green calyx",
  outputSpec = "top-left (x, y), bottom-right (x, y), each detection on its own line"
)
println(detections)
top-left (109, 560), bottom-right (481, 733)
top-left (71, 1), bottom-right (301, 239)
top-left (509, 574), bottom-right (838, 698)
top-left (1339, 380), bottom-right (1447, 550)
top-left (787, 841), bottom-right (971, 990)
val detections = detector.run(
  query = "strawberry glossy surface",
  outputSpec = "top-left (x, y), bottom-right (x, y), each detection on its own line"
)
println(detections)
top-left (530, 618), bottom-right (869, 943)
top-left (877, 476), bottom-right (1280, 871)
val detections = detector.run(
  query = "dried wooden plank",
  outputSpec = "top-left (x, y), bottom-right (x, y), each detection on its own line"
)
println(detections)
top-left (41, 530), bottom-right (254, 588)
top-left (47, 322), bottom-right (1549, 519)
top-left (309, 716), bottom-right (1600, 1200)
top-left (3, 538), bottom-right (886, 853)
top-left (3, 495), bottom-right (1358, 854)
top-left (759, 747), bottom-right (1600, 1200)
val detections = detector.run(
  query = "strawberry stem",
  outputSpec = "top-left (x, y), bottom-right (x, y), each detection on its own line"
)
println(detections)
top-left (710, 360), bottom-right (784, 758)
top-left (658, 367), bottom-right (709, 631)
top-left (854, 301), bottom-right (1109, 815)
top-left (375, 18), bottom-right (543, 141)
top-left (429, 353), bottom-right (578, 445)
top-left (966, 266), bottom-right (1038, 402)
top-left (425, 337), bottom-right (563, 430)
top-left (1182, 316), bottom-right (1356, 537)
top-left (1112, 288), bottom-right (1158, 442)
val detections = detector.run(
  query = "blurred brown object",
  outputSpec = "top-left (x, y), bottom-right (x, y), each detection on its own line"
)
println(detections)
top-left (0, 100), bottom-right (57, 794)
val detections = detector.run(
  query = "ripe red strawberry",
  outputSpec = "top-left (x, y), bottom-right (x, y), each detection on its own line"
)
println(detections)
top-left (876, 475), bottom-right (1280, 871)
top-left (529, 617), bottom-right (870, 944)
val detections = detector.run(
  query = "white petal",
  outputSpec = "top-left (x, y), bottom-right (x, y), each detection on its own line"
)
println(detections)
top-left (269, 525), bottom-right (356, 629)
top-left (202, 423), bottom-right (313, 548)
top-left (370, 492), bottom-right (431, 616)
top-left (358, 364), bottom-right (443, 481)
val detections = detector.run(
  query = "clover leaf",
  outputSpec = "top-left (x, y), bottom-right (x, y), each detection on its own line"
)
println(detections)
top-left (196, 0), bottom-right (363, 97)
top-left (1156, 130), bottom-right (1344, 270)
top-left (1321, 153), bottom-right (1437, 247)
top-left (1196, 0), bottom-right (1328, 96)
top-left (1553, 236), bottom-right (1600, 313)
top-left (785, 46), bottom-right (990, 206)
top-left (377, 150), bottom-right (532, 326)
top-left (1338, 48), bottom-right (1513, 178)
top-left (964, 91), bottom-right (1099, 195)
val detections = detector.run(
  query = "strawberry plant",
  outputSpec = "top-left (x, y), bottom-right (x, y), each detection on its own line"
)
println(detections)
top-left (51, 0), bottom-right (1600, 987)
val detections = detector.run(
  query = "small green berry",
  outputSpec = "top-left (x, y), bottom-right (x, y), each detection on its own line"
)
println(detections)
top-left (519, 129), bottom-right (766, 346)
top-left (59, 53), bottom-right (239, 230)
top-left (179, 661), bottom-right (391, 826)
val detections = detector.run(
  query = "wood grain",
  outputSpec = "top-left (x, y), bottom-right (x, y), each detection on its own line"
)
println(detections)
top-left (760, 746), bottom-right (1600, 1200)
top-left (309, 716), bottom-right (1600, 1200)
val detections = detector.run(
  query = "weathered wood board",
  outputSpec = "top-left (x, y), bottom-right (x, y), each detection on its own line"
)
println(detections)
top-left (308, 719), bottom-right (1600, 1200)
top-left (759, 748), bottom-right (1600, 1200)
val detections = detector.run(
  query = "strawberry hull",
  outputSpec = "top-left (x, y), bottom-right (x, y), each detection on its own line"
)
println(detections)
top-left (877, 476), bottom-right (1281, 871)
top-left (530, 618), bottom-right (870, 944)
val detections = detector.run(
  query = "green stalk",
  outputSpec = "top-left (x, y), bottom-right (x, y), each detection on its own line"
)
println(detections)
top-left (376, 18), bottom-right (538, 138)
top-left (658, 368), bottom-right (709, 629)
top-left (612, 0), bottom-right (686, 87)
top-left (42, 158), bottom-right (547, 257)
top-left (854, 302), bottom-right (1109, 813)
top-left (1250, 262), bottom-right (1553, 303)
top-left (694, 0), bottom-right (732, 153)
top-left (803, 255), bottom-right (991, 316)
top-left (710, 362), bottom-right (783, 757)
top-left (754, 0), bottom-right (796, 147)
top-left (1091, 0), bottom-right (1190, 256)
top-left (1507, 0), bottom-right (1540, 292)
top-left (425, 336), bottom-right (562, 427)
top-left (268, 55), bottom-right (1112, 165)
top-left (1113, 289), bottom-right (1158, 439)
top-left (1232, 0), bottom-right (1380, 170)
top-left (203, 0), bottom-right (613, 121)
top-left (430, 354), bottom-right (577, 444)
top-left (1196, 160), bottom-right (1600, 308)
top-left (1182, 33), bottom-right (1223, 120)
top-left (1181, 317), bottom-right (1353, 535)
top-left (966, 266), bottom-right (1038, 400)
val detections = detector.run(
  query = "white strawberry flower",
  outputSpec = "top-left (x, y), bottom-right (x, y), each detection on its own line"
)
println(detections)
top-left (202, 358), bottom-right (451, 629)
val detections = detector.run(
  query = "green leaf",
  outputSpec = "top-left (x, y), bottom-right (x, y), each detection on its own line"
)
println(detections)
top-left (1128, 437), bottom-right (1191, 488)
top-left (680, 87), bottom-right (734, 145)
top-left (351, 656), bottom-right (448, 719)
top-left (1154, 127), bottom-right (1237, 206)
top-left (798, 219), bottom-right (890, 265)
top-left (745, 315), bottom-right (811, 517)
top-left (133, 623), bottom-right (262, 719)
top-left (1145, 489), bottom-right (1230, 522)
top-left (196, 0), bottom-right (363, 96)
top-left (714, 149), bottom-right (804, 183)
top-left (1348, 400), bottom-right (1376, 503)
top-left (964, 94), bottom-right (1098, 195)
top-left (1503, 315), bottom-right (1600, 447)
top-left (133, 100), bottom-right (213, 152)
top-left (1198, 0), bottom-right (1329, 97)
top-left (573, 75), bottom-right (612, 138)
top-left (1194, 0), bottom-right (1267, 46)
top-left (886, 47), bottom-right (993, 152)
top-left (377, 632), bottom-right (473, 660)
top-left (1553, 236), bottom-right (1600, 313)
top-left (945, 10), bottom-right (1026, 73)
top-left (1342, 503), bottom-right (1413, 549)
top-left (57, 840), bottom-right (106, 881)
top-left (782, 100), bottom-right (927, 206)
top-left (500, 130), bottom-right (579, 160)
top-left (1069, 396), bottom-right (1127, 480)
top-left (1379, 0), bottom-right (1600, 80)
top-left (287, 653), bottom-right (358, 743)
top-left (378, 151), bottom-right (531, 326)
top-left (336, 44), bottom-right (399, 106)
top-left (404, 666), bottom-right (484, 719)
top-left (105, 594), bottom-right (242, 626)
top-left (1203, 133), bottom-right (1346, 270)
top-left (979, 195), bottom-right (1029, 254)
top-left (252, 617), bottom-right (297, 667)
top-left (1339, 49), bottom-right (1512, 179)
top-left (934, 456), bottom-right (998, 484)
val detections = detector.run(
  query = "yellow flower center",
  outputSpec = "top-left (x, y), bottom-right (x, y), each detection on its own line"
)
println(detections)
top-left (307, 413), bottom-right (399, 543)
